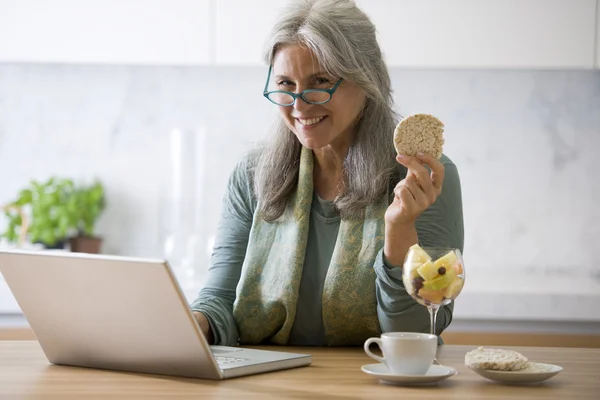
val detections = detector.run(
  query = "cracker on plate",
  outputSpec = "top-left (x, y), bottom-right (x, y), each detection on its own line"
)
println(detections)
top-left (465, 347), bottom-right (529, 371)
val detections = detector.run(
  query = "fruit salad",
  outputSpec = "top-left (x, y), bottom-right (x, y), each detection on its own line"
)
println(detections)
top-left (402, 244), bottom-right (464, 306)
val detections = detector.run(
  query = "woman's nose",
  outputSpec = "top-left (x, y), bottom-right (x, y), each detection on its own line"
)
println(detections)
top-left (293, 93), bottom-right (311, 112)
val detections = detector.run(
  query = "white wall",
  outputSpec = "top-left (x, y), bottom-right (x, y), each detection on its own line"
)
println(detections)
top-left (1, 65), bottom-right (599, 320)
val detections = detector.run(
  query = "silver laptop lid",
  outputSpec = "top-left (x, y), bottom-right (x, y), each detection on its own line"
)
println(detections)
top-left (0, 249), bottom-right (223, 379)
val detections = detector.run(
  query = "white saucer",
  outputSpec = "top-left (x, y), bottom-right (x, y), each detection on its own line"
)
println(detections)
top-left (468, 363), bottom-right (563, 384)
top-left (361, 363), bottom-right (458, 386)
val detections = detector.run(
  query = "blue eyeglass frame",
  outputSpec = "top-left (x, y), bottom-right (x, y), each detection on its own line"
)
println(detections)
top-left (263, 65), bottom-right (344, 106)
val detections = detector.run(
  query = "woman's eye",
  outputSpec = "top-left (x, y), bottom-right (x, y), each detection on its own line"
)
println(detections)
top-left (315, 77), bottom-right (331, 85)
top-left (277, 80), bottom-right (294, 87)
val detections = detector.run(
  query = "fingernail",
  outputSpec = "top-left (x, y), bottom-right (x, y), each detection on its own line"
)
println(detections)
top-left (397, 154), bottom-right (406, 160)
top-left (417, 152), bottom-right (425, 157)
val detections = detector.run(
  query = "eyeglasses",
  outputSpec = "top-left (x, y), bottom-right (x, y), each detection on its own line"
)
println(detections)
top-left (263, 65), bottom-right (343, 106)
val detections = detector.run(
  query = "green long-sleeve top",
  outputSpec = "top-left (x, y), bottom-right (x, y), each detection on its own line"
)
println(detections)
top-left (190, 153), bottom-right (464, 346)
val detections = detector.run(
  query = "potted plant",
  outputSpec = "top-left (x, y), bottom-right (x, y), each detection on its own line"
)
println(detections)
top-left (1, 177), bottom-right (79, 249)
top-left (69, 180), bottom-right (106, 254)
top-left (1, 177), bottom-right (106, 253)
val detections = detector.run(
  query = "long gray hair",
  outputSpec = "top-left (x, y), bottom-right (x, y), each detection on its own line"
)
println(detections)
top-left (255, 0), bottom-right (399, 221)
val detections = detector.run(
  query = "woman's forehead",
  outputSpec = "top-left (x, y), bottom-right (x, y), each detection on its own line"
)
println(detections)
top-left (272, 44), bottom-right (328, 78)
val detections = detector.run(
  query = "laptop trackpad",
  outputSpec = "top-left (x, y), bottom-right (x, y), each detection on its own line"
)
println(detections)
top-left (211, 345), bottom-right (243, 354)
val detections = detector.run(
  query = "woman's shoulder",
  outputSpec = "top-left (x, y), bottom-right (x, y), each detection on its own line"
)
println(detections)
top-left (439, 153), bottom-right (457, 168)
top-left (225, 148), bottom-right (261, 212)
top-left (438, 154), bottom-right (460, 185)
top-left (229, 147), bottom-right (262, 188)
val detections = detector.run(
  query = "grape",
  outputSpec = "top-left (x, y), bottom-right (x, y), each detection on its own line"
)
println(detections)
top-left (412, 277), bottom-right (424, 290)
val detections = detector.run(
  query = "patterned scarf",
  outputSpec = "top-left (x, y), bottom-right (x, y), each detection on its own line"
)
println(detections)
top-left (233, 146), bottom-right (387, 346)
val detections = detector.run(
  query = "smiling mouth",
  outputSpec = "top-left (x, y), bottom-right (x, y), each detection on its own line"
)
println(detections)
top-left (297, 116), bottom-right (327, 126)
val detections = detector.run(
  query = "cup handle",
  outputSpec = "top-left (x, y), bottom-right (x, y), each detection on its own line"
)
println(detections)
top-left (364, 338), bottom-right (385, 364)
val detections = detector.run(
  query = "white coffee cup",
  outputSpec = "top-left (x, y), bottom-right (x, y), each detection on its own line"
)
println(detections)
top-left (363, 332), bottom-right (437, 375)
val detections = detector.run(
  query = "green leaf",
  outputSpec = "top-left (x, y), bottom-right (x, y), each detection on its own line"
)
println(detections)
top-left (6, 230), bottom-right (17, 242)
top-left (83, 221), bottom-right (93, 236)
top-left (30, 230), bottom-right (40, 243)
top-left (34, 214), bottom-right (49, 231)
top-left (59, 214), bottom-right (70, 232)
top-left (15, 189), bottom-right (33, 205)
top-left (40, 231), bottom-right (54, 246)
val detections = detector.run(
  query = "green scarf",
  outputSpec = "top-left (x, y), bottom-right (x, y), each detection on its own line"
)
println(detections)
top-left (233, 147), bottom-right (387, 346)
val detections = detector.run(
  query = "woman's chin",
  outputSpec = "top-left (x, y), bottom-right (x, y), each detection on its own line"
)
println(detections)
top-left (294, 133), bottom-right (333, 149)
top-left (298, 138), bottom-right (330, 150)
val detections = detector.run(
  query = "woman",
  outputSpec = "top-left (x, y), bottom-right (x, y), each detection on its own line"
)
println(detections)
top-left (190, 0), bottom-right (463, 346)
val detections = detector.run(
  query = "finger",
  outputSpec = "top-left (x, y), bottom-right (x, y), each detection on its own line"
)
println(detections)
top-left (394, 180), bottom-right (418, 204)
top-left (417, 153), bottom-right (445, 192)
top-left (396, 154), bottom-right (418, 168)
top-left (404, 176), bottom-right (430, 209)
top-left (398, 185), bottom-right (416, 210)
top-left (397, 154), bottom-right (436, 198)
top-left (393, 179), bottom-right (403, 193)
top-left (394, 181), bottom-right (414, 201)
top-left (396, 155), bottom-right (417, 180)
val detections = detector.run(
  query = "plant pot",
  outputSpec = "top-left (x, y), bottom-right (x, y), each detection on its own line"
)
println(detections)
top-left (69, 236), bottom-right (102, 254)
top-left (36, 240), bottom-right (67, 250)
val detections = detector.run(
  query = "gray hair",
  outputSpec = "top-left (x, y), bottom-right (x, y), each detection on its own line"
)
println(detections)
top-left (255, 0), bottom-right (399, 221)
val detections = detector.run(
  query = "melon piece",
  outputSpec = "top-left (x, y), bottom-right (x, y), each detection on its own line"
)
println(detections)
top-left (453, 262), bottom-right (464, 276)
top-left (418, 289), bottom-right (444, 303)
top-left (443, 277), bottom-right (464, 299)
top-left (402, 275), bottom-right (414, 295)
top-left (417, 260), bottom-right (438, 281)
top-left (407, 244), bottom-right (431, 265)
top-left (422, 265), bottom-right (457, 291)
top-left (410, 266), bottom-right (420, 279)
top-left (403, 263), bottom-right (423, 296)
top-left (434, 250), bottom-right (458, 269)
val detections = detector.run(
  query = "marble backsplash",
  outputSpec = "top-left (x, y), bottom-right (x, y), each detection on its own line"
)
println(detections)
top-left (0, 65), bottom-right (599, 295)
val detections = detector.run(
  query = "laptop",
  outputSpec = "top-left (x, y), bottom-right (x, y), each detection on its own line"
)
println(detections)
top-left (0, 249), bottom-right (312, 379)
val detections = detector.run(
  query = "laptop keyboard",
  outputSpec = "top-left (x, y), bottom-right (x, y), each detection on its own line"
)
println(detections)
top-left (215, 356), bottom-right (248, 365)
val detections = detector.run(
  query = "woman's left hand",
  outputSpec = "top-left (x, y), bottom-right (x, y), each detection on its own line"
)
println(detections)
top-left (384, 153), bottom-right (445, 228)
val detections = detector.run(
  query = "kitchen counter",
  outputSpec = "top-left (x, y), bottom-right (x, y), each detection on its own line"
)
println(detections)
top-left (2, 341), bottom-right (599, 399)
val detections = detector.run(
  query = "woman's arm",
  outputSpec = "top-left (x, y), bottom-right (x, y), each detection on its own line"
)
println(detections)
top-left (375, 158), bottom-right (464, 335)
top-left (189, 155), bottom-right (257, 346)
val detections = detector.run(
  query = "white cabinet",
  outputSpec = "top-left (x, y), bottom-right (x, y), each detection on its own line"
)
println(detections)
top-left (0, 0), bottom-right (597, 68)
top-left (356, 0), bottom-right (597, 69)
top-left (214, 0), bottom-right (285, 66)
top-left (0, 0), bottom-right (211, 65)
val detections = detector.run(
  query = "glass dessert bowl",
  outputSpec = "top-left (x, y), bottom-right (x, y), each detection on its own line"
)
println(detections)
top-left (402, 245), bottom-right (465, 345)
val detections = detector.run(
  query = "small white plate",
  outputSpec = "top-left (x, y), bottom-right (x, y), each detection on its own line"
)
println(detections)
top-left (361, 363), bottom-right (458, 386)
top-left (468, 363), bottom-right (563, 384)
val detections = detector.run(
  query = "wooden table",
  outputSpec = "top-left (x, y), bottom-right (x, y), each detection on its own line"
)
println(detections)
top-left (1, 341), bottom-right (599, 399)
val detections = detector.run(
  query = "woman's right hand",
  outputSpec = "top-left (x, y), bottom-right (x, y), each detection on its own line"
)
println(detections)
top-left (192, 311), bottom-right (215, 344)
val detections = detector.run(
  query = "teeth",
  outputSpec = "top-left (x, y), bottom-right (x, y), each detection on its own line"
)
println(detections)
top-left (298, 117), bottom-right (324, 126)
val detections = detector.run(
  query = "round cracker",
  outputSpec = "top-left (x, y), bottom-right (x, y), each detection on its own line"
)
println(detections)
top-left (393, 114), bottom-right (445, 159)
top-left (465, 347), bottom-right (529, 371)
